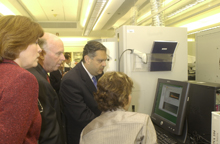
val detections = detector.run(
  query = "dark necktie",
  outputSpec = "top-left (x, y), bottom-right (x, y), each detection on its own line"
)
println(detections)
top-left (92, 76), bottom-right (97, 89)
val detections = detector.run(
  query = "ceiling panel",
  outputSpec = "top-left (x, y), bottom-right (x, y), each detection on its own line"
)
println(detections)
top-left (0, 0), bottom-right (220, 37)
top-left (62, 0), bottom-right (79, 21)
top-left (102, 0), bottom-right (138, 30)
top-left (20, 0), bottom-right (47, 21)
top-left (37, 0), bottom-right (65, 21)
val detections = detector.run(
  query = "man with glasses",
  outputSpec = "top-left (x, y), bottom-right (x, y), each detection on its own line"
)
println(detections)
top-left (60, 41), bottom-right (107, 144)
top-left (28, 33), bottom-right (66, 144)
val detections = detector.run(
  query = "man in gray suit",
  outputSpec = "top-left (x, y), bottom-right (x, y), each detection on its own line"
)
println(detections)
top-left (28, 33), bottom-right (66, 144)
top-left (60, 41), bottom-right (107, 144)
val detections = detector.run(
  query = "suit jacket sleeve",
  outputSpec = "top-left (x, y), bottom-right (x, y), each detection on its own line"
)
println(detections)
top-left (60, 77), bottom-right (98, 128)
top-left (28, 65), bottom-right (64, 144)
top-left (38, 80), bottom-right (62, 144)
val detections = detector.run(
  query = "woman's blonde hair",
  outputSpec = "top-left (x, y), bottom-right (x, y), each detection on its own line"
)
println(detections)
top-left (0, 15), bottom-right (44, 63)
top-left (94, 71), bottom-right (133, 112)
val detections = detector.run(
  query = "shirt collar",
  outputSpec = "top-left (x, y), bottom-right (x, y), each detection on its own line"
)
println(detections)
top-left (101, 107), bottom-right (126, 114)
top-left (81, 61), bottom-right (94, 80)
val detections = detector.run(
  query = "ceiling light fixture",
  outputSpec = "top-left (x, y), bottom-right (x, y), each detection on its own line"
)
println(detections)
top-left (83, 0), bottom-right (109, 36)
top-left (0, 2), bottom-right (15, 15)
top-left (166, 0), bottom-right (206, 19)
top-left (188, 26), bottom-right (220, 35)
top-left (93, 0), bottom-right (112, 30)
top-left (82, 0), bottom-right (94, 27)
top-left (181, 13), bottom-right (220, 32)
top-left (137, 11), bottom-right (151, 23)
top-left (187, 38), bottom-right (195, 42)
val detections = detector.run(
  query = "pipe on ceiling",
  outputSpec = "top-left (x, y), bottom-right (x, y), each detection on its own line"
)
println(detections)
top-left (130, 6), bottom-right (138, 25)
top-left (150, 0), bottom-right (164, 26)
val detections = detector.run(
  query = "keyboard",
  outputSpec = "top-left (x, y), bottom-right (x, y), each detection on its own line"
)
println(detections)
top-left (156, 127), bottom-right (178, 144)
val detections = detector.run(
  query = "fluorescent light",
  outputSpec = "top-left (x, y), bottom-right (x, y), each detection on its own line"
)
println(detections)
top-left (82, 0), bottom-right (94, 27)
top-left (137, 11), bottom-right (151, 23)
top-left (60, 37), bottom-right (88, 42)
top-left (166, 0), bottom-right (206, 19)
top-left (163, 0), bottom-right (173, 5)
top-left (180, 13), bottom-right (220, 32)
top-left (93, 0), bottom-right (112, 30)
top-left (0, 2), bottom-right (15, 15)
top-left (188, 38), bottom-right (195, 42)
top-left (83, 0), bottom-right (109, 36)
top-left (188, 26), bottom-right (220, 35)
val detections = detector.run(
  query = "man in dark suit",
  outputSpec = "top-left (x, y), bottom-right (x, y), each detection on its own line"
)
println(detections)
top-left (60, 41), bottom-right (107, 144)
top-left (28, 33), bottom-right (66, 144)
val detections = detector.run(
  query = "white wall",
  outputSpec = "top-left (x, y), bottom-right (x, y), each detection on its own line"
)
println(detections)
top-left (196, 27), bottom-right (220, 83)
top-left (102, 42), bottom-right (118, 72)
top-left (188, 41), bottom-right (196, 56)
top-left (116, 25), bottom-right (188, 115)
top-left (64, 46), bottom-right (83, 52)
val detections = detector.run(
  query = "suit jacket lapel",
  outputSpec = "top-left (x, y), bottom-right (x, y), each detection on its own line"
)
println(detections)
top-left (35, 64), bottom-right (48, 81)
top-left (77, 62), bottom-right (97, 95)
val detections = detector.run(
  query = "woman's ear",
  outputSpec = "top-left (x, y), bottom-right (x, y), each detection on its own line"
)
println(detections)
top-left (123, 95), bottom-right (132, 111)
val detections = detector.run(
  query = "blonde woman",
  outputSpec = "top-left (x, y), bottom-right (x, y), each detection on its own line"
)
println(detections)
top-left (80, 72), bottom-right (157, 144)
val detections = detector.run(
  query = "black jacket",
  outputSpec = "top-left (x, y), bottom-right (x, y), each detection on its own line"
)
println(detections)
top-left (28, 64), bottom-right (66, 144)
top-left (49, 69), bottom-right (62, 95)
top-left (60, 62), bottom-right (102, 144)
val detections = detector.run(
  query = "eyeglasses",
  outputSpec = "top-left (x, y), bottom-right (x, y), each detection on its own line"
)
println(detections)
top-left (95, 56), bottom-right (111, 64)
top-left (38, 99), bottom-right (43, 113)
top-left (91, 54), bottom-right (111, 64)
top-left (107, 54), bottom-right (112, 61)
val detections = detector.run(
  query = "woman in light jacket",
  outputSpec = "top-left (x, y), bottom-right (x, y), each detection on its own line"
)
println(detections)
top-left (80, 71), bottom-right (157, 144)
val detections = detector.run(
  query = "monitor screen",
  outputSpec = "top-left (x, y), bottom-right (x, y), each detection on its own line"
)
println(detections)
top-left (151, 78), bottom-right (190, 135)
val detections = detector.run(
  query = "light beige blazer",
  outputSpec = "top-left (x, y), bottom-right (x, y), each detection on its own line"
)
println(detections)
top-left (80, 109), bottom-right (157, 144)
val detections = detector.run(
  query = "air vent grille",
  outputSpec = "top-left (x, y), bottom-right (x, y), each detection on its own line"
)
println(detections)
top-left (38, 22), bottom-right (77, 28)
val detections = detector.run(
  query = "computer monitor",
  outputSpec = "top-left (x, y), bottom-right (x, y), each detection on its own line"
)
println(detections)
top-left (151, 78), bottom-right (190, 136)
top-left (187, 81), bottom-right (220, 142)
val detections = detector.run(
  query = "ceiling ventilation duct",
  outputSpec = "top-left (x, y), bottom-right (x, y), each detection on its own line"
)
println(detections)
top-left (150, 0), bottom-right (164, 26)
top-left (130, 6), bottom-right (138, 25)
top-left (38, 22), bottom-right (77, 28)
